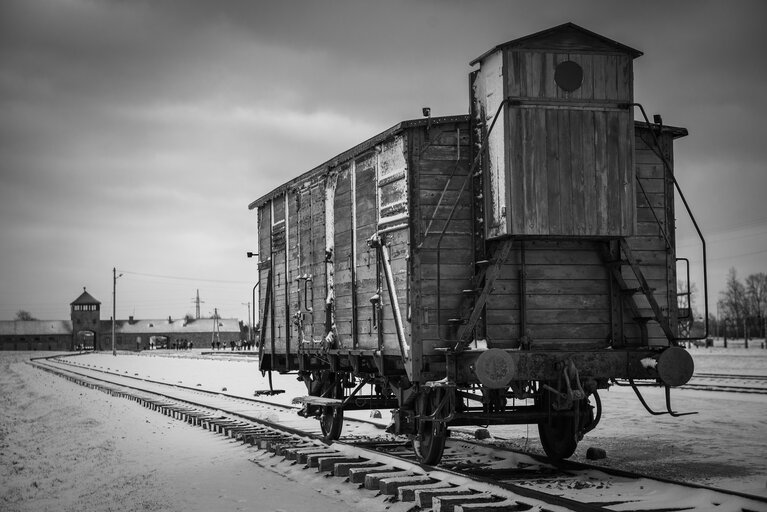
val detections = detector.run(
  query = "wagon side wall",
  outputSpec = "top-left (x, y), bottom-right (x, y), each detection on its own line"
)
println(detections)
top-left (624, 126), bottom-right (679, 345)
top-left (409, 120), bottom-right (474, 380)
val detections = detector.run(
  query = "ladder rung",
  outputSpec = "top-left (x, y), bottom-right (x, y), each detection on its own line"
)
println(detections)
top-left (621, 287), bottom-right (655, 295)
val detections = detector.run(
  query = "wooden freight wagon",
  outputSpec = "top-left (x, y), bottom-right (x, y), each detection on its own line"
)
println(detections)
top-left (248, 23), bottom-right (703, 464)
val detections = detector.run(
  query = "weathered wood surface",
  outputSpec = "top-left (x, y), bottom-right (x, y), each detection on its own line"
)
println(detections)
top-left (256, 115), bottom-right (681, 371)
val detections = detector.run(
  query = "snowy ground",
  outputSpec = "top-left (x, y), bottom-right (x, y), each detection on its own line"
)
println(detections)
top-left (0, 352), bottom-right (413, 512)
top-left (2, 346), bottom-right (766, 510)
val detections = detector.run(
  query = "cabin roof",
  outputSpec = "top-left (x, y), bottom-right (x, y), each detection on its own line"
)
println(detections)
top-left (470, 22), bottom-right (643, 66)
top-left (248, 115), bottom-right (470, 210)
top-left (70, 288), bottom-right (101, 305)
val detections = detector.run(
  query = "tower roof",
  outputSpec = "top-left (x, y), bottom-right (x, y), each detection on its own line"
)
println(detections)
top-left (70, 287), bottom-right (101, 305)
top-left (470, 22), bottom-right (643, 66)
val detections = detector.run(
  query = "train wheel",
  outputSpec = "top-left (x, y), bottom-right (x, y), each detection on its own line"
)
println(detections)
top-left (538, 412), bottom-right (578, 460)
top-left (413, 389), bottom-right (447, 465)
top-left (319, 374), bottom-right (344, 442)
top-left (319, 405), bottom-right (344, 441)
top-left (537, 397), bottom-right (593, 460)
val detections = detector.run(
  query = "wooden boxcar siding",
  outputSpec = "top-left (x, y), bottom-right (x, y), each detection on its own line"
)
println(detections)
top-left (623, 127), bottom-right (678, 345)
top-left (484, 240), bottom-right (612, 349)
top-left (353, 152), bottom-right (381, 349)
top-left (270, 193), bottom-right (289, 359)
top-left (501, 50), bottom-right (635, 238)
top-left (257, 200), bottom-right (272, 353)
top-left (258, 133), bottom-right (416, 366)
top-left (288, 176), bottom-right (328, 346)
top-left (482, 126), bottom-right (677, 349)
top-left (504, 106), bottom-right (635, 237)
top-left (333, 164), bottom-right (355, 346)
top-left (506, 51), bottom-right (632, 102)
top-left (363, 137), bottom-right (412, 353)
top-left (410, 120), bottom-right (474, 362)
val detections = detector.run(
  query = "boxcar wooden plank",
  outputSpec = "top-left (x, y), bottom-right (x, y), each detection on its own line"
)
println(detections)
top-left (522, 108), bottom-right (538, 233)
top-left (557, 108), bottom-right (574, 234)
top-left (488, 294), bottom-right (610, 312)
top-left (606, 111), bottom-right (621, 235)
top-left (534, 107), bottom-right (549, 233)
top-left (593, 110), bottom-right (608, 233)
top-left (592, 54), bottom-right (607, 100)
top-left (526, 309), bottom-right (611, 324)
top-left (620, 110), bottom-right (635, 235)
top-left (524, 279), bottom-right (610, 295)
top-left (582, 109), bottom-right (597, 233)
top-left (544, 109), bottom-right (562, 234)
top-left (579, 53), bottom-right (594, 100)
top-left (531, 323), bottom-right (611, 340)
top-left (606, 54), bottom-right (619, 100)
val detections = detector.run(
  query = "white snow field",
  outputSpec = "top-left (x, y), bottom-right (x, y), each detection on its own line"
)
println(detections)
top-left (2, 345), bottom-right (765, 511)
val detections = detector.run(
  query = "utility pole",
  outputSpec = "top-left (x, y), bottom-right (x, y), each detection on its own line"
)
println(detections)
top-left (191, 289), bottom-right (204, 319)
top-left (242, 302), bottom-right (251, 344)
top-left (211, 308), bottom-right (221, 347)
top-left (112, 267), bottom-right (123, 356)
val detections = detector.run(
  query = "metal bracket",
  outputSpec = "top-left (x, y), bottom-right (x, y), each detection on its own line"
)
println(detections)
top-left (542, 359), bottom-right (585, 411)
top-left (628, 377), bottom-right (698, 417)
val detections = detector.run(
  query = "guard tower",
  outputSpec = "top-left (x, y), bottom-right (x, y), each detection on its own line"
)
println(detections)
top-left (70, 287), bottom-right (101, 350)
top-left (470, 22), bottom-right (642, 239)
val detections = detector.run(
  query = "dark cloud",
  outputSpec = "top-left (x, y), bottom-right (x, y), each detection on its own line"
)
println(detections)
top-left (1, 0), bottom-right (765, 320)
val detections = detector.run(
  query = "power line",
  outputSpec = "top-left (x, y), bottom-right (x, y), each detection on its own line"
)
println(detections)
top-left (118, 269), bottom-right (251, 285)
top-left (707, 248), bottom-right (767, 262)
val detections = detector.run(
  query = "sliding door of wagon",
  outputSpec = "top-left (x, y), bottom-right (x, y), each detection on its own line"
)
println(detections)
top-left (257, 203), bottom-right (271, 367)
top-left (272, 194), bottom-right (290, 362)
top-left (333, 164), bottom-right (355, 348)
top-left (292, 179), bottom-right (327, 346)
top-left (377, 135), bottom-right (411, 356)
top-left (354, 153), bottom-right (379, 350)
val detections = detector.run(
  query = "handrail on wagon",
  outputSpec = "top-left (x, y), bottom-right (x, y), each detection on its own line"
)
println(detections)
top-left (432, 98), bottom-right (510, 342)
top-left (368, 234), bottom-right (410, 369)
top-left (625, 102), bottom-right (709, 342)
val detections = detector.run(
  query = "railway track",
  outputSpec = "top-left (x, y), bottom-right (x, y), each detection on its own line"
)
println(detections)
top-left (683, 373), bottom-right (767, 394)
top-left (30, 354), bottom-right (767, 512)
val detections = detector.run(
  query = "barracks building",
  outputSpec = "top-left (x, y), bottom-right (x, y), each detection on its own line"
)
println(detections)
top-left (0, 288), bottom-right (241, 351)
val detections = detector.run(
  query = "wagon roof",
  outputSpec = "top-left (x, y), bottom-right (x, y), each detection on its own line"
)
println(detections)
top-left (248, 114), bottom-right (685, 210)
top-left (247, 114), bottom-right (470, 210)
top-left (636, 122), bottom-right (688, 139)
top-left (470, 22), bottom-right (643, 66)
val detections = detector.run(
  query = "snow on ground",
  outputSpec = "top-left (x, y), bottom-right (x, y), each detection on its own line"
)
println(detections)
top-left (0, 352), bottom-right (413, 512)
top-left (2, 346), bottom-right (766, 510)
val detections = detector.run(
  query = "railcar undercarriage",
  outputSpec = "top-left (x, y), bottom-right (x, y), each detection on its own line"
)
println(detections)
top-left (279, 344), bottom-right (693, 464)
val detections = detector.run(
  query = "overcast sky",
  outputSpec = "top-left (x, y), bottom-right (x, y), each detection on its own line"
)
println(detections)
top-left (1, 0), bottom-right (765, 324)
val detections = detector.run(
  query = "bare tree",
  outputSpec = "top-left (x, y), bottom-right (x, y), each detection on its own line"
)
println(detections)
top-left (677, 280), bottom-right (698, 339)
top-left (745, 272), bottom-right (767, 339)
top-left (15, 310), bottom-right (37, 321)
top-left (719, 268), bottom-right (748, 344)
